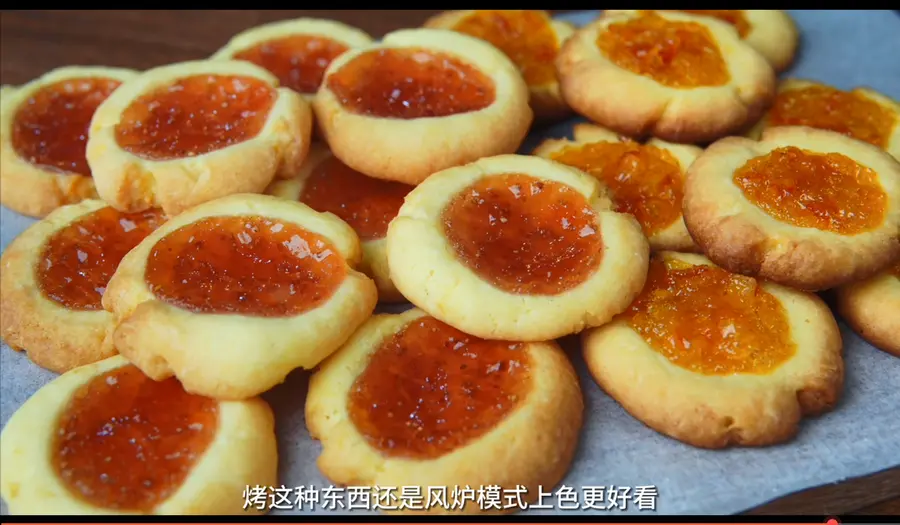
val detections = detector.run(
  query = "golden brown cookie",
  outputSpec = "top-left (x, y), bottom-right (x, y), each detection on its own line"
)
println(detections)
top-left (306, 308), bottom-right (583, 515)
top-left (583, 252), bottom-right (844, 449)
top-left (0, 200), bottom-right (164, 373)
top-left (534, 122), bottom-right (701, 252)
top-left (314, 28), bottom-right (532, 185)
top-left (748, 78), bottom-right (900, 160)
top-left (423, 10), bottom-right (575, 122)
top-left (86, 60), bottom-right (312, 216)
top-left (0, 66), bottom-right (136, 218)
top-left (387, 154), bottom-right (649, 341)
top-left (267, 143), bottom-right (412, 302)
top-left (835, 260), bottom-right (900, 357)
top-left (0, 355), bottom-right (277, 515)
top-left (684, 126), bottom-right (900, 291)
top-left (556, 10), bottom-right (775, 144)
top-left (103, 193), bottom-right (377, 399)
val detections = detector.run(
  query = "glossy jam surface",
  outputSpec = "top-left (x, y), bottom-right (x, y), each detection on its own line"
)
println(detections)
top-left (767, 86), bottom-right (897, 149)
top-left (674, 10), bottom-right (750, 37)
top-left (299, 156), bottom-right (413, 241)
top-left (233, 35), bottom-right (349, 94)
top-left (38, 207), bottom-right (164, 311)
top-left (733, 147), bottom-right (886, 235)
top-left (115, 75), bottom-right (276, 160)
top-left (451, 10), bottom-right (558, 86)
top-left (326, 48), bottom-right (495, 119)
top-left (622, 257), bottom-right (795, 375)
top-left (597, 12), bottom-right (730, 88)
top-left (348, 316), bottom-right (530, 459)
top-left (12, 77), bottom-right (121, 176)
top-left (551, 140), bottom-right (684, 236)
top-left (145, 215), bottom-right (345, 316)
top-left (442, 173), bottom-right (603, 295)
top-left (53, 364), bottom-right (218, 511)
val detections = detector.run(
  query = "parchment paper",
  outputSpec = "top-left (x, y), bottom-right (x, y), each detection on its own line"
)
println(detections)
top-left (2, 9), bottom-right (899, 516)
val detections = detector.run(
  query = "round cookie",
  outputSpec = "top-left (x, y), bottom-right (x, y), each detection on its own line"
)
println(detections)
top-left (267, 143), bottom-right (413, 302)
top-left (0, 200), bottom-right (165, 373)
top-left (306, 308), bottom-right (583, 515)
top-left (86, 60), bottom-right (312, 216)
top-left (387, 153), bottom-right (649, 341)
top-left (835, 260), bottom-right (900, 357)
top-left (103, 193), bottom-right (377, 399)
top-left (423, 10), bottom-right (575, 122)
top-left (534, 122), bottom-right (702, 252)
top-left (556, 10), bottom-right (775, 144)
top-left (684, 126), bottom-right (900, 291)
top-left (0, 66), bottom-right (136, 218)
top-left (314, 28), bottom-right (533, 185)
top-left (0, 355), bottom-right (277, 515)
top-left (582, 252), bottom-right (844, 449)
top-left (748, 78), bottom-right (900, 161)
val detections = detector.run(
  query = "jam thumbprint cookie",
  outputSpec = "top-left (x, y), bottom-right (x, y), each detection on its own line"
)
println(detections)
top-left (556, 11), bottom-right (775, 144)
top-left (583, 252), bottom-right (843, 449)
top-left (683, 126), bottom-right (900, 291)
top-left (423, 10), bottom-right (575, 122)
top-left (387, 154), bottom-right (649, 341)
top-left (0, 200), bottom-right (164, 373)
top-left (0, 66), bottom-right (136, 218)
top-left (86, 60), bottom-right (313, 216)
top-left (534, 123), bottom-right (701, 252)
top-left (212, 17), bottom-right (373, 100)
top-left (267, 143), bottom-right (413, 302)
top-left (749, 79), bottom-right (900, 160)
top-left (306, 308), bottom-right (583, 515)
top-left (314, 28), bottom-right (532, 185)
top-left (0, 355), bottom-right (277, 515)
top-left (102, 193), bottom-right (377, 399)
top-left (835, 260), bottom-right (900, 357)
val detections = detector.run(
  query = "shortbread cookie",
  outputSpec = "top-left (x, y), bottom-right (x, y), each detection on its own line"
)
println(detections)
top-left (213, 18), bottom-right (373, 100)
top-left (307, 308), bottom-right (583, 515)
top-left (314, 28), bottom-right (532, 185)
top-left (267, 143), bottom-right (413, 302)
top-left (103, 193), bottom-right (377, 399)
top-left (0, 66), bottom-right (136, 218)
top-left (835, 260), bottom-right (900, 357)
top-left (749, 79), bottom-right (900, 160)
top-left (424, 10), bottom-right (575, 122)
top-left (86, 60), bottom-right (312, 216)
top-left (683, 126), bottom-right (900, 291)
top-left (387, 154), bottom-right (649, 341)
top-left (0, 355), bottom-right (277, 515)
top-left (534, 122), bottom-right (701, 252)
top-left (583, 252), bottom-right (843, 449)
top-left (557, 10), bottom-right (775, 144)
top-left (0, 200), bottom-right (164, 373)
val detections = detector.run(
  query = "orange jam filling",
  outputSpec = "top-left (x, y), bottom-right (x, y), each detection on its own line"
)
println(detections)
top-left (38, 207), bottom-right (164, 311)
top-left (550, 140), bottom-right (684, 236)
top-left (673, 10), bottom-right (750, 37)
top-left (767, 85), bottom-right (897, 149)
top-left (597, 12), bottom-right (730, 88)
top-left (326, 48), bottom-right (496, 119)
top-left (298, 156), bottom-right (413, 241)
top-left (144, 215), bottom-right (345, 316)
top-left (54, 364), bottom-right (218, 511)
top-left (733, 146), bottom-right (887, 235)
top-left (233, 35), bottom-right (349, 94)
top-left (442, 173), bottom-right (603, 295)
top-left (621, 257), bottom-right (795, 375)
top-left (12, 77), bottom-right (121, 176)
top-left (451, 10), bottom-right (559, 86)
top-left (115, 75), bottom-right (276, 160)
top-left (348, 315), bottom-right (530, 459)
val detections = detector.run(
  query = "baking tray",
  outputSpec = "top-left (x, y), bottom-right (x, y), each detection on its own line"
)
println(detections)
top-left (2, 9), bottom-right (899, 516)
